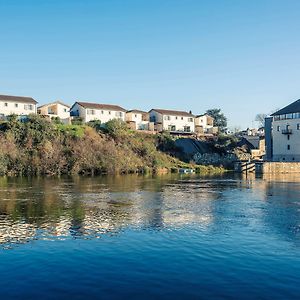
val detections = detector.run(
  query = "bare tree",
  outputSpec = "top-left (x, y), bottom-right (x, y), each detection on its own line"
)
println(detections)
top-left (255, 113), bottom-right (267, 128)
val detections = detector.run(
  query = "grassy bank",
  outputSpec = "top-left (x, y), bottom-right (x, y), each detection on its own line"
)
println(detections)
top-left (0, 115), bottom-right (226, 176)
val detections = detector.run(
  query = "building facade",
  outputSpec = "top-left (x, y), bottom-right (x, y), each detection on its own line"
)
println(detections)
top-left (37, 101), bottom-right (70, 124)
top-left (265, 99), bottom-right (300, 161)
top-left (125, 110), bottom-right (153, 130)
top-left (70, 102), bottom-right (126, 123)
top-left (195, 114), bottom-right (217, 135)
top-left (149, 109), bottom-right (195, 133)
top-left (0, 94), bottom-right (37, 118)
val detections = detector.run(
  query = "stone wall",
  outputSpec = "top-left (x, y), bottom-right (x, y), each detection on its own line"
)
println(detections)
top-left (256, 162), bottom-right (300, 174)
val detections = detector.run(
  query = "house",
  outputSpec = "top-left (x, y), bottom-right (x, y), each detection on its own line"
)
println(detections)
top-left (37, 101), bottom-right (70, 124)
top-left (125, 110), bottom-right (153, 131)
top-left (194, 114), bottom-right (218, 135)
top-left (0, 94), bottom-right (37, 118)
top-left (70, 101), bottom-right (126, 123)
top-left (265, 99), bottom-right (300, 161)
top-left (149, 109), bottom-right (195, 133)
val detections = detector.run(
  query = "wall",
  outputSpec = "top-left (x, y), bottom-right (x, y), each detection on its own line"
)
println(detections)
top-left (0, 100), bottom-right (36, 116)
top-left (272, 118), bottom-right (300, 161)
top-left (126, 112), bottom-right (149, 130)
top-left (256, 162), bottom-right (300, 173)
top-left (70, 103), bottom-right (125, 123)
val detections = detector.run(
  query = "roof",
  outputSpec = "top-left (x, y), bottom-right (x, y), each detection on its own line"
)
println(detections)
top-left (127, 109), bottom-right (148, 114)
top-left (0, 94), bottom-right (37, 104)
top-left (195, 114), bottom-right (214, 119)
top-left (150, 108), bottom-right (194, 117)
top-left (73, 101), bottom-right (126, 112)
top-left (271, 99), bottom-right (300, 116)
top-left (38, 101), bottom-right (70, 109)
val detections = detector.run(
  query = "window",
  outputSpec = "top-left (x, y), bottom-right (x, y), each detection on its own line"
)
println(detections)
top-left (175, 116), bottom-right (178, 120)
top-left (181, 117), bottom-right (183, 120)
top-left (164, 116), bottom-right (171, 121)
top-left (87, 109), bottom-right (95, 115)
top-left (277, 126), bottom-right (280, 131)
top-left (286, 113), bottom-right (293, 119)
top-left (287, 135), bottom-right (290, 140)
top-left (24, 104), bottom-right (33, 110)
top-left (4, 103), bottom-right (8, 107)
top-left (64, 108), bottom-right (67, 112)
top-left (135, 114), bottom-right (137, 118)
top-left (109, 111), bottom-right (111, 115)
top-left (188, 118), bottom-right (193, 122)
top-left (287, 145), bottom-right (290, 150)
top-left (15, 103), bottom-right (18, 108)
top-left (274, 115), bottom-right (280, 121)
top-left (297, 124), bottom-right (300, 130)
top-left (101, 110), bottom-right (104, 114)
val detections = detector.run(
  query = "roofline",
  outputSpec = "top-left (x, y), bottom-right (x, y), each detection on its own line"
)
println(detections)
top-left (37, 101), bottom-right (70, 109)
top-left (149, 108), bottom-right (195, 117)
top-left (72, 101), bottom-right (127, 112)
top-left (0, 94), bottom-right (38, 104)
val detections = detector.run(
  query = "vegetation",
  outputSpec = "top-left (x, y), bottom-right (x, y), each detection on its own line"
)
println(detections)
top-left (0, 115), bottom-right (225, 176)
top-left (206, 108), bottom-right (227, 133)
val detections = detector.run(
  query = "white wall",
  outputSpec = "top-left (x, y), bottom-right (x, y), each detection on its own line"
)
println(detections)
top-left (126, 112), bottom-right (149, 130)
top-left (0, 100), bottom-right (37, 116)
top-left (272, 118), bottom-right (300, 161)
top-left (39, 103), bottom-right (70, 120)
top-left (149, 110), bottom-right (195, 132)
top-left (70, 103), bottom-right (125, 123)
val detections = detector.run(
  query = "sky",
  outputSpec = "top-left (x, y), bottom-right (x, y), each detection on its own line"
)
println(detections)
top-left (1, 0), bottom-right (300, 129)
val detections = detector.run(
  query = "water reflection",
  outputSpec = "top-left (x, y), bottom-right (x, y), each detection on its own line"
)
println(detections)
top-left (0, 173), bottom-right (300, 248)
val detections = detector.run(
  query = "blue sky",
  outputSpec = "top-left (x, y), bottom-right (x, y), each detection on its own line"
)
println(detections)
top-left (1, 0), bottom-right (300, 128)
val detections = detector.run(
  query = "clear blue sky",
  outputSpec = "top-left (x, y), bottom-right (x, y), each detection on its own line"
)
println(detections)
top-left (1, 0), bottom-right (300, 128)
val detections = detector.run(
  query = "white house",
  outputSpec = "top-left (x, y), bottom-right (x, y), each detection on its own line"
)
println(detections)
top-left (126, 110), bottom-right (152, 130)
top-left (195, 114), bottom-right (217, 134)
top-left (0, 94), bottom-right (37, 118)
top-left (37, 101), bottom-right (70, 124)
top-left (70, 101), bottom-right (126, 123)
top-left (149, 109), bottom-right (195, 133)
top-left (265, 99), bottom-right (300, 161)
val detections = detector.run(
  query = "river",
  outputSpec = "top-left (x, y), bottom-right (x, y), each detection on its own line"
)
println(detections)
top-left (0, 174), bottom-right (299, 299)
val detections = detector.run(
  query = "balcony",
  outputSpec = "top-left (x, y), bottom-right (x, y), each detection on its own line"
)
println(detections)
top-left (282, 129), bottom-right (292, 134)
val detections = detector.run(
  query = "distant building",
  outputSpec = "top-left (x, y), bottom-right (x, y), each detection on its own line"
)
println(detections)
top-left (195, 114), bottom-right (218, 135)
top-left (70, 102), bottom-right (126, 123)
top-left (0, 94), bottom-right (37, 118)
top-left (125, 110), bottom-right (153, 131)
top-left (265, 99), bottom-right (300, 161)
top-left (149, 109), bottom-right (195, 133)
top-left (37, 101), bottom-right (70, 124)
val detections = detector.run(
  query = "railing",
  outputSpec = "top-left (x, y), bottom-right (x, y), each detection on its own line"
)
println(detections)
top-left (282, 129), bottom-right (292, 134)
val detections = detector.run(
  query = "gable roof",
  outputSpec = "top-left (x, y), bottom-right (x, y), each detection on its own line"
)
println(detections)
top-left (271, 99), bottom-right (300, 116)
top-left (195, 114), bottom-right (214, 119)
top-left (0, 94), bottom-right (37, 104)
top-left (38, 101), bottom-right (70, 109)
top-left (127, 109), bottom-right (148, 114)
top-left (150, 108), bottom-right (194, 117)
top-left (73, 101), bottom-right (126, 112)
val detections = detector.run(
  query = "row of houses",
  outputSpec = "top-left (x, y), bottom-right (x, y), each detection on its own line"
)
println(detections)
top-left (0, 94), bottom-right (218, 135)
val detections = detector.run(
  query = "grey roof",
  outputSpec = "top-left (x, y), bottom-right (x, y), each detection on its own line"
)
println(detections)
top-left (149, 108), bottom-right (194, 117)
top-left (0, 94), bottom-right (37, 104)
top-left (73, 101), bottom-right (126, 112)
top-left (271, 99), bottom-right (300, 116)
top-left (127, 109), bottom-right (148, 114)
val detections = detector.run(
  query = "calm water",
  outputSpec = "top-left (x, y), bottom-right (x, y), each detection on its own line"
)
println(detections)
top-left (0, 174), bottom-right (299, 299)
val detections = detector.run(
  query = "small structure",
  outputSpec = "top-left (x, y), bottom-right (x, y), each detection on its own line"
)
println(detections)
top-left (70, 101), bottom-right (126, 123)
top-left (0, 94), bottom-right (37, 118)
top-left (149, 108), bottom-right (195, 133)
top-left (37, 101), bottom-right (70, 124)
top-left (126, 110), bottom-right (154, 131)
top-left (195, 114), bottom-right (218, 135)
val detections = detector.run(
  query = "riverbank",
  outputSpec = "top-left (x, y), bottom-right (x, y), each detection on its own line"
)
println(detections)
top-left (0, 115), bottom-right (226, 176)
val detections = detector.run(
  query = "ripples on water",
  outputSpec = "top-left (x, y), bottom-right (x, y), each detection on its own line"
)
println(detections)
top-left (0, 174), bottom-right (299, 299)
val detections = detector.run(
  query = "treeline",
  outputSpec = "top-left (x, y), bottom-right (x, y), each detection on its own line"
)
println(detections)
top-left (0, 115), bottom-right (197, 176)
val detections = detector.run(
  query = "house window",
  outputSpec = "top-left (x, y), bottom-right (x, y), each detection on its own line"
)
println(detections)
top-left (164, 116), bottom-right (171, 121)
top-left (87, 109), bottom-right (95, 115)
top-left (286, 113), bottom-right (293, 119)
top-left (24, 104), bottom-right (33, 110)
top-left (175, 116), bottom-right (178, 120)
top-left (109, 111), bottom-right (111, 115)
top-left (135, 114), bottom-right (137, 118)
top-left (297, 124), bottom-right (300, 130)
top-left (64, 108), bottom-right (67, 112)
top-left (15, 103), bottom-right (18, 108)
top-left (287, 144), bottom-right (290, 150)
top-left (287, 135), bottom-right (290, 140)
top-left (101, 110), bottom-right (104, 114)
top-left (4, 103), bottom-right (8, 107)
top-left (277, 126), bottom-right (280, 131)
top-left (188, 118), bottom-right (193, 122)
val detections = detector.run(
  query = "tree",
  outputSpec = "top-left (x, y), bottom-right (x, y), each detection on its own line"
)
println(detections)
top-left (206, 108), bottom-right (227, 132)
top-left (255, 113), bottom-right (267, 128)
